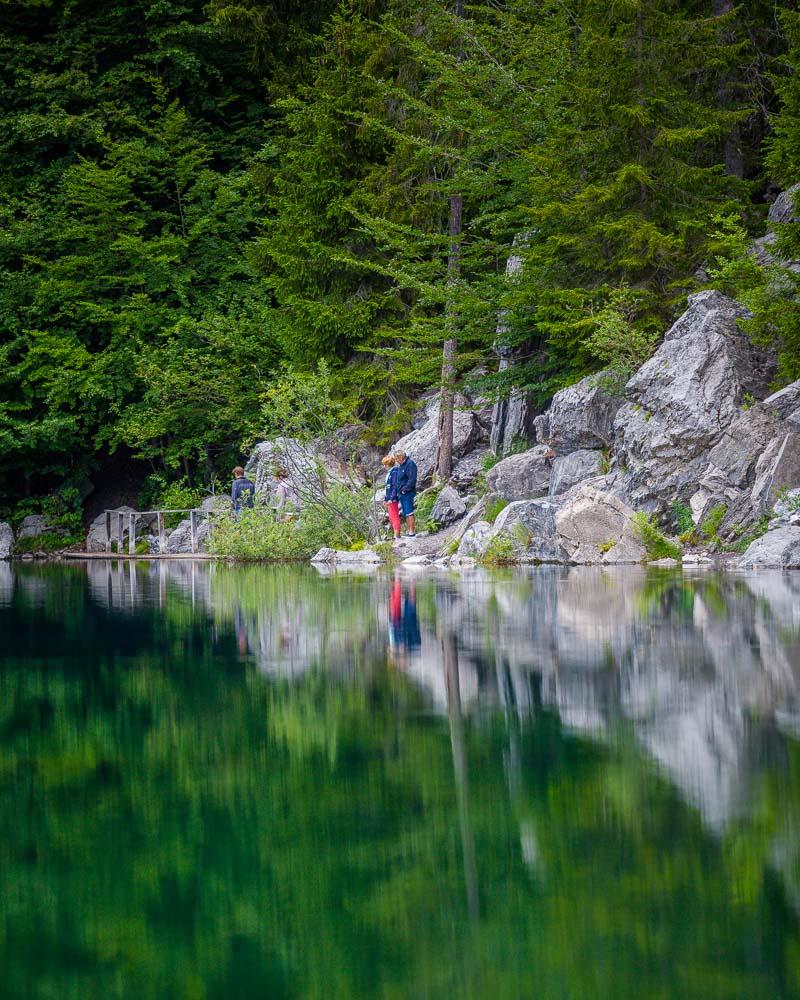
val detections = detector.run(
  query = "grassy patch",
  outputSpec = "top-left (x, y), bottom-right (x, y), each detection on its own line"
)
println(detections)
top-left (479, 534), bottom-right (517, 567)
top-left (631, 512), bottom-right (682, 561)
top-left (485, 497), bottom-right (509, 524)
top-left (413, 488), bottom-right (440, 533)
top-left (13, 533), bottom-right (80, 554)
top-left (699, 503), bottom-right (727, 550)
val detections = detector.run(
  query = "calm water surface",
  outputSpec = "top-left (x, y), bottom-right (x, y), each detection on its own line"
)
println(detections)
top-left (1, 560), bottom-right (800, 998)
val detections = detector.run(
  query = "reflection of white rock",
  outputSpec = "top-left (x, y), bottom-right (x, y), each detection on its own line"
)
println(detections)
top-left (0, 562), bottom-right (13, 606)
top-left (65, 556), bottom-right (800, 836)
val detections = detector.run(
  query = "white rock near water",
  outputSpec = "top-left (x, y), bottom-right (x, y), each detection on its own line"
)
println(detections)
top-left (0, 522), bottom-right (12, 560)
top-left (458, 485), bottom-right (647, 565)
top-left (738, 522), bottom-right (800, 569)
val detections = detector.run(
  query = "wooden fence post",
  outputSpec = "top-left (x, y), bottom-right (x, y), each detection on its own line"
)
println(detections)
top-left (128, 512), bottom-right (136, 556)
top-left (117, 512), bottom-right (124, 555)
top-left (105, 511), bottom-right (111, 554)
top-left (190, 510), bottom-right (198, 554)
top-left (158, 511), bottom-right (165, 554)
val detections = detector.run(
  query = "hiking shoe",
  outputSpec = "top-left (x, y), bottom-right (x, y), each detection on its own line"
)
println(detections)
top-left (406, 532), bottom-right (416, 538)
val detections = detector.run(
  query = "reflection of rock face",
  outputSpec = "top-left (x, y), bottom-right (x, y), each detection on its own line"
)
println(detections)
top-left (68, 559), bottom-right (800, 832)
top-left (0, 563), bottom-right (13, 605)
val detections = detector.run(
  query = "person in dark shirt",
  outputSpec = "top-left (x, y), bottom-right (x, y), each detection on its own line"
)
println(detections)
top-left (392, 449), bottom-right (418, 537)
top-left (231, 466), bottom-right (255, 516)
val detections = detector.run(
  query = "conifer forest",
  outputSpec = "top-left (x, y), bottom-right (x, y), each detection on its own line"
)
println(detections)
top-left (2, 1), bottom-right (800, 509)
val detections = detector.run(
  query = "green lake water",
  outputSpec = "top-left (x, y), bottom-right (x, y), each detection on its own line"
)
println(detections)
top-left (1, 560), bottom-right (800, 998)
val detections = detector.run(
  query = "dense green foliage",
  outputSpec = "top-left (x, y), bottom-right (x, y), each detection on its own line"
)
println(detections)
top-left (2, 1), bottom-right (800, 508)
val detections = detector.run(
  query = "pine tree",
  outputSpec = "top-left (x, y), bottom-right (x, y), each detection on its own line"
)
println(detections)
top-left (505, 0), bottom-right (752, 405)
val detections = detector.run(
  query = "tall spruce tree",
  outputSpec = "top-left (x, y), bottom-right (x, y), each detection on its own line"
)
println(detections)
top-left (502, 0), bottom-right (751, 404)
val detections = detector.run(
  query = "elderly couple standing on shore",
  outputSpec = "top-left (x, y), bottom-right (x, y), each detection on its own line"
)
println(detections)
top-left (382, 450), bottom-right (418, 540)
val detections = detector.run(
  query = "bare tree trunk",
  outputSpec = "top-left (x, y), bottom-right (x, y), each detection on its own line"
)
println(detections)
top-left (436, 0), bottom-right (465, 483)
top-left (713, 0), bottom-right (744, 179)
top-left (443, 628), bottom-right (479, 923)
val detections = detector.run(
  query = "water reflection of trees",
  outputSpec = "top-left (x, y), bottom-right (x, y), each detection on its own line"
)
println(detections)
top-left (1, 563), bottom-right (800, 993)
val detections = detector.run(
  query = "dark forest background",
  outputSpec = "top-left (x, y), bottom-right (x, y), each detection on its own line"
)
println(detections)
top-left (2, 1), bottom-right (800, 514)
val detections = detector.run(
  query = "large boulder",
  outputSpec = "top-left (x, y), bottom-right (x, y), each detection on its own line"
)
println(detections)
top-left (493, 499), bottom-right (561, 561)
top-left (430, 486), bottom-right (467, 527)
top-left (0, 522), bottom-right (12, 559)
top-left (17, 515), bottom-right (66, 540)
top-left (392, 405), bottom-right (481, 487)
top-left (690, 401), bottom-right (800, 530)
top-left (762, 379), bottom-right (800, 425)
top-left (614, 291), bottom-right (776, 511)
top-left (450, 447), bottom-right (490, 491)
top-left (486, 445), bottom-right (552, 501)
top-left (456, 521), bottom-right (495, 559)
top-left (245, 436), bottom-right (360, 508)
top-left (165, 515), bottom-right (213, 554)
top-left (555, 486), bottom-right (647, 564)
top-left (738, 523), bottom-right (800, 569)
top-left (314, 423), bottom-right (383, 480)
top-left (549, 449), bottom-right (603, 497)
top-left (534, 373), bottom-right (621, 452)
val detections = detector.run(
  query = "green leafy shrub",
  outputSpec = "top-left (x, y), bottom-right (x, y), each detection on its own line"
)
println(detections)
top-left (140, 475), bottom-right (206, 530)
top-left (699, 504), bottom-right (727, 549)
top-left (13, 487), bottom-right (83, 536)
top-left (413, 488), bottom-right (440, 533)
top-left (485, 497), bottom-right (509, 524)
top-left (479, 534), bottom-right (517, 567)
top-left (671, 501), bottom-right (695, 536)
top-left (631, 512), bottom-right (682, 561)
top-left (208, 485), bottom-right (378, 561)
top-left (14, 532), bottom-right (81, 554)
top-left (587, 287), bottom-right (659, 396)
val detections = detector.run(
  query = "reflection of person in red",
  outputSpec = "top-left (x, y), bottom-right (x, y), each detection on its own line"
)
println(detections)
top-left (388, 579), bottom-right (421, 664)
top-left (233, 605), bottom-right (249, 656)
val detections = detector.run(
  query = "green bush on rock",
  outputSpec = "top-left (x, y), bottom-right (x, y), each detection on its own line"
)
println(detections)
top-left (208, 485), bottom-right (379, 562)
top-left (631, 513), bottom-right (682, 561)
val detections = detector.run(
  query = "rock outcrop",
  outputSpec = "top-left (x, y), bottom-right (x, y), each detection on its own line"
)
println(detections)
top-left (493, 499), bottom-right (561, 562)
top-left (486, 445), bottom-right (553, 501)
top-left (245, 436), bottom-right (360, 509)
top-left (768, 184), bottom-right (800, 226)
top-left (534, 374), bottom-right (620, 453)
top-left (430, 485), bottom-right (467, 526)
top-left (614, 291), bottom-right (776, 512)
top-left (738, 522), bottom-right (800, 569)
top-left (165, 496), bottom-right (227, 554)
top-left (549, 449), bottom-right (603, 497)
top-left (310, 547), bottom-right (382, 566)
top-left (0, 522), bottom-right (12, 560)
top-left (457, 485), bottom-right (646, 565)
top-left (690, 396), bottom-right (800, 531)
top-left (457, 521), bottom-right (495, 559)
top-left (555, 487), bottom-right (646, 564)
top-left (17, 515), bottom-right (67, 541)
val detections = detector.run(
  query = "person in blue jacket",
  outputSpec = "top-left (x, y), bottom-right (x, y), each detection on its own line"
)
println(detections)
top-left (231, 466), bottom-right (255, 516)
top-left (393, 449), bottom-right (418, 537)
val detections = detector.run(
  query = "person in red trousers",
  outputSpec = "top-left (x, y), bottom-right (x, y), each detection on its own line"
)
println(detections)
top-left (382, 455), bottom-right (401, 540)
